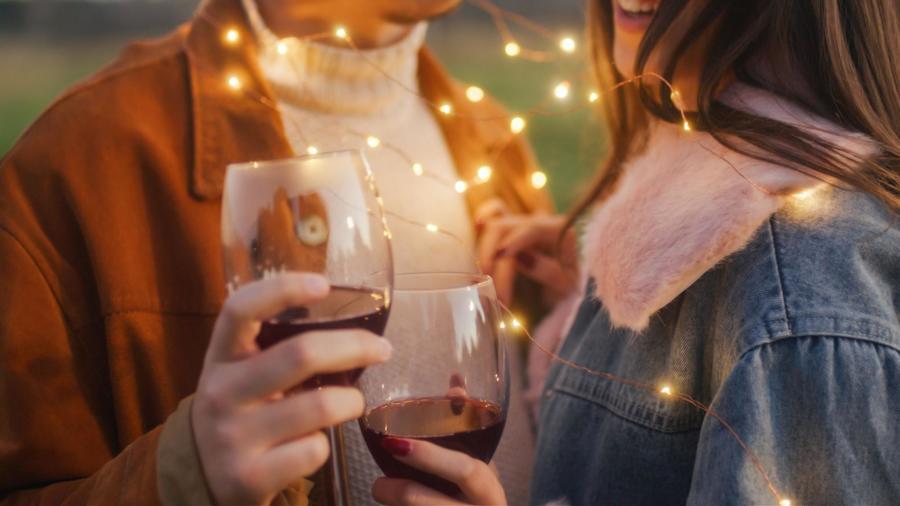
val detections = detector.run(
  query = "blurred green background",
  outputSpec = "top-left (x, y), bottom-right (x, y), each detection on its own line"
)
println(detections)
top-left (0, 1), bottom-right (604, 209)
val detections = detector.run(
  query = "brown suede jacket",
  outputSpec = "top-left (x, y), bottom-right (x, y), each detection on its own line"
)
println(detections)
top-left (0, 0), bottom-right (551, 503)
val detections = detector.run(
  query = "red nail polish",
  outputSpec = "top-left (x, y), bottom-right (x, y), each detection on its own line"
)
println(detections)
top-left (381, 437), bottom-right (412, 456)
top-left (516, 251), bottom-right (536, 269)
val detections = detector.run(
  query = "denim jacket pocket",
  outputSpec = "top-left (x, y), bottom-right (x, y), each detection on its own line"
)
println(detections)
top-left (548, 364), bottom-right (705, 434)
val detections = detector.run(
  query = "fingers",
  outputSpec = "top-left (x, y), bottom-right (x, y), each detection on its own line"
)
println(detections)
top-left (254, 431), bottom-right (331, 492)
top-left (473, 198), bottom-right (509, 232)
top-left (228, 330), bottom-right (392, 401)
top-left (383, 439), bottom-right (506, 505)
top-left (245, 387), bottom-right (365, 446)
top-left (494, 215), bottom-right (563, 258)
top-left (513, 251), bottom-right (575, 294)
top-left (477, 217), bottom-right (516, 276)
top-left (478, 214), bottom-right (566, 277)
top-left (372, 478), bottom-right (464, 506)
top-left (493, 259), bottom-right (517, 307)
top-left (209, 273), bottom-right (330, 362)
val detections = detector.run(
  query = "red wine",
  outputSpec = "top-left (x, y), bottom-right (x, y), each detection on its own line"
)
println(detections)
top-left (256, 286), bottom-right (389, 388)
top-left (360, 397), bottom-right (506, 496)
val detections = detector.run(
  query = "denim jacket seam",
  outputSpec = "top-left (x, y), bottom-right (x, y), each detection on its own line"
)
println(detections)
top-left (766, 216), bottom-right (793, 334)
top-left (551, 370), bottom-right (704, 432)
top-left (737, 327), bottom-right (900, 360)
top-left (550, 386), bottom-right (703, 434)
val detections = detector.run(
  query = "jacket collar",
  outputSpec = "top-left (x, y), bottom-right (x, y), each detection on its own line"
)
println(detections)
top-left (582, 83), bottom-right (877, 331)
top-left (182, 0), bottom-right (516, 206)
top-left (184, 0), bottom-right (291, 200)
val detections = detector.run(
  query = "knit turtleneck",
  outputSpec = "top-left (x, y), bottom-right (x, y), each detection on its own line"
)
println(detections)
top-left (243, 0), bottom-right (426, 117)
top-left (241, 0), bottom-right (475, 275)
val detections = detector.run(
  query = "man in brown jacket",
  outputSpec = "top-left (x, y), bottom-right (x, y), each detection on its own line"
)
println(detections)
top-left (0, 0), bottom-right (551, 504)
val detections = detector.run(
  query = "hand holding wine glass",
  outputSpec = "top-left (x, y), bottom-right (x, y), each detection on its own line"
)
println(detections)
top-left (191, 273), bottom-right (393, 506)
top-left (359, 273), bottom-right (510, 506)
top-left (212, 150), bottom-right (394, 504)
top-left (371, 438), bottom-right (507, 505)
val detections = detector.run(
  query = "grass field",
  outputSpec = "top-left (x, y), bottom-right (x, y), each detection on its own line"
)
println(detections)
top-left (0, 26), bottom-right (605, 209)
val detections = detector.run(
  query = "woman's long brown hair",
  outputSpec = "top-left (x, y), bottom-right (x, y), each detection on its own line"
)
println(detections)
top-left (567, 0), bottom-right (900, 227)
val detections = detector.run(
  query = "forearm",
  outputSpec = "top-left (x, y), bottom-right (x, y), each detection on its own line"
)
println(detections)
top-left (1, 428), bottom-right (162, 506)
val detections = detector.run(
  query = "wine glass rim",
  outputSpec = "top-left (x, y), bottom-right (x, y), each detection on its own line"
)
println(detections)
top-left (226, 149), bottom-right (366, 171)
top-left (393, 272), bottom-right (494, 293)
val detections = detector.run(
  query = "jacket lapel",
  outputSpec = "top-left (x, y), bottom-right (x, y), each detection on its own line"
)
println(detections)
top-left (183, 0), bottom-right (293, 200)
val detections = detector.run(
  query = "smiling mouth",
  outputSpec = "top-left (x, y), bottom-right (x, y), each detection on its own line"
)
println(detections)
top-left (616, 0), bottom-right (660, 16)
top-left (613, 0), bottom-right (660, 32)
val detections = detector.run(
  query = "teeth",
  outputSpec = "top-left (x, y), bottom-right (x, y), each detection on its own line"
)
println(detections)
top-left (618, 0), bottom-right (659, 14)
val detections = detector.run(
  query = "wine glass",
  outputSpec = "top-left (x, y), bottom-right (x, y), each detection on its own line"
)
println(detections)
top-left (220, 149), bottom-right (393, 506)
top-left (358, 273), bottom-right (510, 497)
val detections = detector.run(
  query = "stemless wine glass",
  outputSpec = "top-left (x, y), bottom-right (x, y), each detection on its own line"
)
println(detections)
top-left (358, 273), bottom-right (510, 497)
top-left (220, 150), bottom-right (393, 506)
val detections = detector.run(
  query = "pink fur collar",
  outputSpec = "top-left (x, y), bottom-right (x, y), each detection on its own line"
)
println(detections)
top-left (582, 84), bottom-right (876, 331)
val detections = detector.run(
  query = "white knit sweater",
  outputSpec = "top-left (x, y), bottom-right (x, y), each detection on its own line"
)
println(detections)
top-left (242, 1), bottom-right (476, 274)
top-left (241, 2), bottom-right (534, 504)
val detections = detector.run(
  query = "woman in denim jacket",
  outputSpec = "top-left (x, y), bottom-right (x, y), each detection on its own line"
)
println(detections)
top-left (371, 1), bottom-right (900, 505)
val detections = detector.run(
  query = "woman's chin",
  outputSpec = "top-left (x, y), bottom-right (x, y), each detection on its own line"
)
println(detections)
top-left (613, 42), bottom-right (639, 78)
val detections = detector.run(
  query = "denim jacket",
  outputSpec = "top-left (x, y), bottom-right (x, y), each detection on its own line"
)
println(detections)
top-left (531, 188), bottom-right (900, 505)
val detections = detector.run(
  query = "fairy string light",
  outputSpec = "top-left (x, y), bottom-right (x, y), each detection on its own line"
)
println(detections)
top-left (200, 2), bottom-right (828, 503)
top-left (497, 303), bottom-right (793, 506)
top-left (221, 43), bottom-right (688, 199)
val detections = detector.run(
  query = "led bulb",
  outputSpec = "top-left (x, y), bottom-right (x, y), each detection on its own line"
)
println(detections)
top-left (779, 499), bottom-right (792, 506)
top-left (477, 165), bottom-right (493, 182)
top-left (589, 91), bottom-right (600, 103)
top-left (226, 75), bottom-right (242, 90)
top-left (224, 28), bottom-right (240, 45)
top-left (466, 86), bottom-right (485, 103)
top-left (531, 171), bottom-right (548, 189)
top-left (276, 41), bottom-right (288, 55)
top-left (335, 26), bottom-right (348, 40)
top-left (510, 116), bottom-right (527, 134)
top-left (793, 188), bottom-right (816, 200)
top-left (559, 37), bottom-right (577, 53)
top-left (439, 103), bottom-right (453, 115)
top-left (554, 81), bottom-right (571, 100)
top-left (412, 163), bottom-right (424, 176)
top-left (682, 120), bottom-right (692, 132)
top-left (426, 223), bottom-right (439, 233)
top-left (504, 41), bottom-right (521, 57)
top-left (454, 180), bottom-right (468, 193)
top-left (366, 136), bottom-right (381, 148)
top-left (307, 146), bottom-right (319, 155)
top-left (660, 385), bottom-right (673, 396)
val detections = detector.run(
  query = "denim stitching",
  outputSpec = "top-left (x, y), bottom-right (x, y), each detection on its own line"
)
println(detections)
top-left (766, 217), bottom-right (793, 334)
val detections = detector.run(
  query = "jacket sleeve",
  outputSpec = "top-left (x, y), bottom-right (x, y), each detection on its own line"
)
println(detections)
top-left (687, 335), bottom-right (900, 506)
top-left (0, 227), bottom-right (170, 505)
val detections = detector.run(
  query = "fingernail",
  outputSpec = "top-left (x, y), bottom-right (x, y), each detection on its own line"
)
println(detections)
top-left (515, 251), bottom-right (535, 269)
top-left (449, 372), bottom-right (466, 389)
top-left (376, 338), bottom-right (393, 360)
top-left (308, 275), bottom-right (330, 295)
top-left (493, 248), bottom-right (507, 260)
top-left (475, 222), bottom-right (485, 234)
top-left (381, 437), bottom-right (412, 456)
